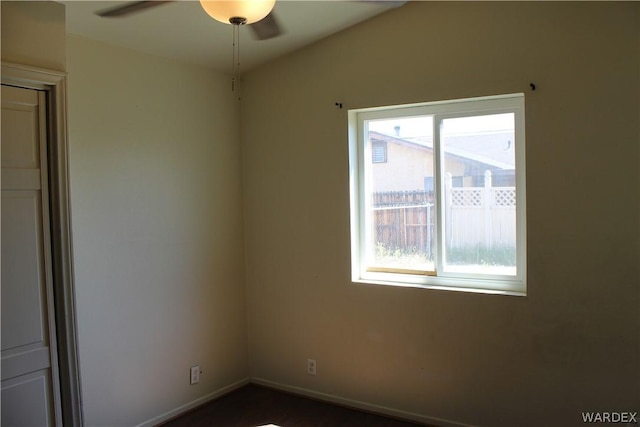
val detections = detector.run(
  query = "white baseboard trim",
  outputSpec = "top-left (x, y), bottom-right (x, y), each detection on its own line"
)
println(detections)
top-left (136, 377), bottom-right (250, 427)
top-left (251, 377), bottom-right (477, 427)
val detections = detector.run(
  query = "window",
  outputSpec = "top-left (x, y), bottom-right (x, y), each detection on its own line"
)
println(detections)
top-left (371, 140), bottom-right (387, 163)
top-left (348, 94), bottom-right (526, 295)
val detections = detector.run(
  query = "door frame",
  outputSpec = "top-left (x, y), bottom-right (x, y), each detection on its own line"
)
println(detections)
top-left (2, 62), bottom-right (83, 427)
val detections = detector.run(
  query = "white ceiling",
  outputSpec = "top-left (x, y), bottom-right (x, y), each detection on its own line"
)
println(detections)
top-left (61, 1), bottom-right (403, 72)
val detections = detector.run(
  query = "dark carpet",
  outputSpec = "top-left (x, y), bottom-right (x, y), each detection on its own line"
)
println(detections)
top-left (160, 383), bottom-right (428, 427)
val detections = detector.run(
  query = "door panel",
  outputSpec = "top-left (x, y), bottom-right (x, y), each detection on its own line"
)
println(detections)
top-left (1, 347), bottom-right (51, 380)
top-left (1, 86), bottom-right (40, 169)
top-left (2, 370), bottom-right (53, 427)
top-left (1, 84), bottom-right (62, 426)
top-left (2, 191), bottom-right (47, 350)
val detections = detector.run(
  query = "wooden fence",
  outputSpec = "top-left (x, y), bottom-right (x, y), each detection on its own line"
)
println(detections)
top-left (373, 191), bottom-right (436, 258)
top-left (373, 185), bottom-right (516, 255)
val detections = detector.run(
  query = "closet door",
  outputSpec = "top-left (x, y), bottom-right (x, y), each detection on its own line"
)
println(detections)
top-left (1, 84), bottom-right (62, 427)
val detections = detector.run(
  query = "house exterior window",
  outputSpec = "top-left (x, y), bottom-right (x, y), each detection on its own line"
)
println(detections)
top-left (348, 94), bottom-right (526, 295)
top-left (371, 140), bottom-right (387, 163)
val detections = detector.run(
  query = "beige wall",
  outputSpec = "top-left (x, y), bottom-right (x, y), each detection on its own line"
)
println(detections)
top-left (1, 1), bottom-right (66, 71)
top-left (241, 2), bottom-right (639, 426)
top-left (66, 36), bottom-right (247, 426)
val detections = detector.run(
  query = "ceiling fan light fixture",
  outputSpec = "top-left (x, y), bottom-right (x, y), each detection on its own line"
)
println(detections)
top-left (199, 0), bottom-right (276, 25)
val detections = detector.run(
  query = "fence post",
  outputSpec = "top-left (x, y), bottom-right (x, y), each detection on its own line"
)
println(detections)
top-left (445, 172), bottom-right (452, 249)
top-left (426, 202), bottom-right (432, 259)
top-left (484, 170), bottom-right (492, 249)
top-left (402, 202), bottom-right (407, 250)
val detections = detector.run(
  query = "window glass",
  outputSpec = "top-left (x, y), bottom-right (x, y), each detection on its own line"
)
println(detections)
top-left (367, 116), bottom-right (435, 273)
top-left (440, 113), bottom-right (517, 277)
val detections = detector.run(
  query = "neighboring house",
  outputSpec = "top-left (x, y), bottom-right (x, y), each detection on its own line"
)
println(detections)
top-left (369, 130), bottom-right (515, 192)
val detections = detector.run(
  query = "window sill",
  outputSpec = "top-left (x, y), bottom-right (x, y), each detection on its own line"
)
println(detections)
top-left (352, 275), bottom-right (526, 297)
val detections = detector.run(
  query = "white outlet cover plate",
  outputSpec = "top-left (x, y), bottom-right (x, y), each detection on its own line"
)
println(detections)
top-left (190, 366), bottom-right (200, 384)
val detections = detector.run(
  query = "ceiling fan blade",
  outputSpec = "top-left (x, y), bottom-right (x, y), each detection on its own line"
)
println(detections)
top-left (249, 12), bottom-right (283, 41)
top-left (96, 1), bottom-right (174, 18)
top-left (357, 0), bottom-right (407, 7)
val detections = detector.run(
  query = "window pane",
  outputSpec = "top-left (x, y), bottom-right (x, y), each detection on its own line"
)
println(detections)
top-left (440, 113), bottom-right (517, 276)
top-left (366, 117), bottom-right (435, 272)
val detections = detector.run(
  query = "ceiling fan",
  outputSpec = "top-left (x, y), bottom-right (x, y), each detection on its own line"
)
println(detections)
top-left (96, 0), bottom-right (406, 95)
top-left (96, 1), bottom-right (283, 40)
top-left (96, 1), bottom-right (407, 41)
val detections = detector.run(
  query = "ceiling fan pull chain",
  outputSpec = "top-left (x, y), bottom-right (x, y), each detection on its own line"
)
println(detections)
top-left (231, 24), bottom-right (237, 92)
top-left (236, 24), bottom-right (241, 100)
top-left (230, 23), bottom-right (242, 100)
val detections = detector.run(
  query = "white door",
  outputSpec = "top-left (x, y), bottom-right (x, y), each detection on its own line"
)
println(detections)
top-left (1, 85), bottom-right (63, 426)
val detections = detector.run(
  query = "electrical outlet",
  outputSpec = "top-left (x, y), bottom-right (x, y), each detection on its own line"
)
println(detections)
top-left (307, 359), bottom-right (317, 376)
top-left (190, 365), bottom-right (200, 385)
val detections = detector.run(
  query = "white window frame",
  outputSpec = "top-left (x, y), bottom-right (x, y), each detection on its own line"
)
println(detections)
top-left (348, 94), bottom-right (526, 296)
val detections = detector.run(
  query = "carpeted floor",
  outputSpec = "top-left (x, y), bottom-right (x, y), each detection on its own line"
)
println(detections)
top-left (160, 383), bottom-right (428, 427)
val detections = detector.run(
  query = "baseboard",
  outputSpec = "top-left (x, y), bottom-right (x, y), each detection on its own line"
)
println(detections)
top-left (136, 377), bottom-right (250, 427)
top-left (251, 377), bottom-right (477, 427)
